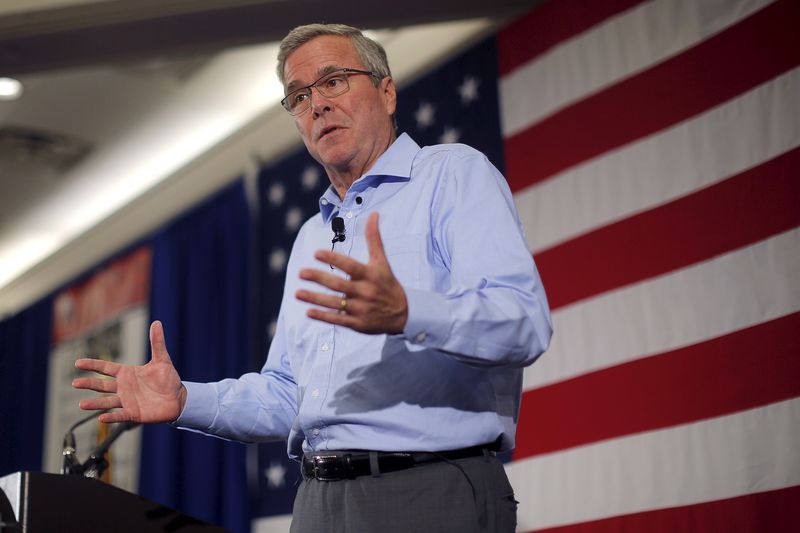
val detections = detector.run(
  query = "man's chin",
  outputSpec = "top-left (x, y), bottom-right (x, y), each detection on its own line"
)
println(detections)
top-left (317, 147), bottom-right (356, 173)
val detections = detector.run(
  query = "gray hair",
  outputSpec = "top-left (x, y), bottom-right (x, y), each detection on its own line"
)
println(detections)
top-left (277, 24), bottom-right (392, 87)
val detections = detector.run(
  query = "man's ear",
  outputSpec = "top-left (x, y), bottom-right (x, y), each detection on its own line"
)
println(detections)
top-left (381, 76), bottom-right (397, 116)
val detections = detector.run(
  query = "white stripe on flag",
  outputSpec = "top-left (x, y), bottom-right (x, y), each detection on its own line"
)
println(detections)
top-left (524, 228), bottom-right (800, 391)
top-left (507, 397), bottom-right (800, 531)
top-left (499, 0), bottom-right (774, 137)
top-left (515, 67), bottom-right (800, 253)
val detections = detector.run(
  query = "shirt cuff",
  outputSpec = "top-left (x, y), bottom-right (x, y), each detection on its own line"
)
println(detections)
top-left (403, 287), bottom-right (451, 348)
top-left (173, 381), bottom-right (219, 430)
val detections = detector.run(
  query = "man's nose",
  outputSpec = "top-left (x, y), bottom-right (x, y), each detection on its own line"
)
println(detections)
top-left (310, 88), bottom-right (334, 116)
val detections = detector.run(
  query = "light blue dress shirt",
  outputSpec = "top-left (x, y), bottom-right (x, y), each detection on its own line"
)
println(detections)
top-left (176, 133), bottom-right (552, 459)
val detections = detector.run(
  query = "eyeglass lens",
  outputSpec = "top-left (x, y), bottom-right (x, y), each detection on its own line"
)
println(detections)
top-left (285, 72), bottom-right (352, 115)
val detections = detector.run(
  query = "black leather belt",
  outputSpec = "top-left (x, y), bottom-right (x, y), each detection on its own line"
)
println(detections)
top-left (302, 444), bottom-right (495, 481)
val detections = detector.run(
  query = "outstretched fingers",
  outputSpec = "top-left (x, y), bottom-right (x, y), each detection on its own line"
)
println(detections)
top-left (78, 394), bottom-right (122, 411)
top-left (149, 320), bottom-right (172, 363)
top-left (97, 409), bottom-right (132, 424)
top-left (306, 307), bottom-right (363, 329)
top-left (72, 376), bottom-right (117, 394)
top-left (364, 212), bottom-right (388, 265)
top-left (312, 250), bottom-right (368, 279)
top-left (75, 357), bottom-right (121, 377)
top-left (299, 267), bottom-right (353, 292)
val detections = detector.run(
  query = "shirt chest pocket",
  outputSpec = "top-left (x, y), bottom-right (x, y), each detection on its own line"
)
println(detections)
top-left (352, 233), bottom-right (422, 287)
top-left (384, 234), bottom-right (422, 286)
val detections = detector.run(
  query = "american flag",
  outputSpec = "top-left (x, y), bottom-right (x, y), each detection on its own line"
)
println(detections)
top-left (252, 1), bottom-right (800, 530)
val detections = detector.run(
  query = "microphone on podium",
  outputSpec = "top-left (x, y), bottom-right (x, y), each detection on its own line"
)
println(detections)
top-left (80, 421), bottom-right (140, 479)
top-left (61, 411), bottom-right (104, 475)
top-left (60, 410), bottom-right (138, 478)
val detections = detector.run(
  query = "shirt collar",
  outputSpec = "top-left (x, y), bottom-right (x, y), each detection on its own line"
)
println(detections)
top-left (318, 133), bottom-right (420, 221)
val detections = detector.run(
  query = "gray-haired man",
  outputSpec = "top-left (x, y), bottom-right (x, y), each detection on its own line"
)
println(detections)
top-left (74, 23), bottom-right (552, 532)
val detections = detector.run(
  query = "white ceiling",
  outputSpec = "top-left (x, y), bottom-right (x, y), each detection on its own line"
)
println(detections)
top-left (0, 0), bottom-right (537, 317)
top-left (0, 41), bottom-right (284, 289)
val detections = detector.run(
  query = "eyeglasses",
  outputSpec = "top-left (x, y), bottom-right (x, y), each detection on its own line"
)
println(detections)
top-left (281, 68), bottom-right (376, 116)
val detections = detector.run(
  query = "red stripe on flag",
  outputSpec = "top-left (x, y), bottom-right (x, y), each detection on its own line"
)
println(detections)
top-left (504, 0), bottom-right (800, 192)
top-left (526, 485), bottom-right (800, 533)
top-left (514, 312), bottom-right (800, 460)
top-left (497, 0), bottom-right (646, 76)
top-left (534, 146), bottom-right (800, 310)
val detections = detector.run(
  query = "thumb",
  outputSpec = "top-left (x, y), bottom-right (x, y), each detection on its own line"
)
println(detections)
top-left (149, 320), bottom-right (172, 363)
top-left (365, 212), bottom-right (388, 265)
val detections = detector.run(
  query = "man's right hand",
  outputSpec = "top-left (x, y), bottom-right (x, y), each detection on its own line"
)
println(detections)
top-left (72, 320), bottom-right (186, 424)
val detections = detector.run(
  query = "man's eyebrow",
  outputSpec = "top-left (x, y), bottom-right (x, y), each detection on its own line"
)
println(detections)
top-left (285, 79), bottom-right (302, 93)
top-left (317, 64), bottom-right (343, 77)
top-left (286, 65), bottom-right (343, 93)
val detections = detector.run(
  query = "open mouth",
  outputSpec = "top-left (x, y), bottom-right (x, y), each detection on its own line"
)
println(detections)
top-left (319, 126), bottom-right (341, 140)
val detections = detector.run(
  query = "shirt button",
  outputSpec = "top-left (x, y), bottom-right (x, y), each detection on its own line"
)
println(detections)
top-left (312, 428), bottom-right (321, 436)
top-left (312, 389), bottom-right (320, 398)
top-left (321, 198), bottom-right (329, 205)
top-left (355, 196), bottom-right (363, 205)
top-left (345, 211), bottom-right (353, 219)
top-left (321, 343), bottom-right (329, 351)
top-left (415, 332), bottom-right (427, 342)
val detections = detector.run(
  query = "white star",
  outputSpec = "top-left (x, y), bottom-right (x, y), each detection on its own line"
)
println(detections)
top-left (458, 76), bottom-right (480, 105)
top-left (269, 248), bottom-right (287, 273)
top-left (414, 102), bottom-right (435, 129)
top-left (268, 183), bottom-right (285, 206)
top-left (439, 126), bottom-right (461, 144)
top-left (265, 461), bottom-right (287, 489)
top-left (285, 207), bottom-right (304, 232)
top-left (301, 166), bottom-right (320, 190)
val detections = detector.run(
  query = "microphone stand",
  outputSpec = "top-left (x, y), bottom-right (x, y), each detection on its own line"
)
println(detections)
top-left (80, 421), bottom-right (139, 479)
top-left (61, 411), bottom-right (105, 475)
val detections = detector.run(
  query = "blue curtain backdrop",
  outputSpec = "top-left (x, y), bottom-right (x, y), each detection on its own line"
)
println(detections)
top-left (0, 297), bottom-right (53, 476)
top-left (138, 179), bottom-right (252, 533)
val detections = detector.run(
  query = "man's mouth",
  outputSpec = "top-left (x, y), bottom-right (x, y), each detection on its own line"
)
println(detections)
top-left (319, 126), bottom-right (341, 140)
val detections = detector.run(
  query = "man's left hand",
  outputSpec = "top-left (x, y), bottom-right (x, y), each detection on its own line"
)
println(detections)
top-left (296, 212), bottom-right (408, 334)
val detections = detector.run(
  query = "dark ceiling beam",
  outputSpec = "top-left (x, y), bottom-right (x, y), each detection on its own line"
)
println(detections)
top-left (0, 0), bottom-right (539, 76)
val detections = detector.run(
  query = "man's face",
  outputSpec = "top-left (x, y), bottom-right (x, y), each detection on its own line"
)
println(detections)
top-left (283, 35), bottom-right (396, 176)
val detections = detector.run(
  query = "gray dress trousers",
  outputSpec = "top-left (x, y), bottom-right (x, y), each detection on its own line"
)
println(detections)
top-left (289, 454), bottom-right (518, 533)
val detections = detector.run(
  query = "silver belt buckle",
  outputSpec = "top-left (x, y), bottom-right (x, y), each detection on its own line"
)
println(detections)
top-left (311, 454), bottom-right (341, 481)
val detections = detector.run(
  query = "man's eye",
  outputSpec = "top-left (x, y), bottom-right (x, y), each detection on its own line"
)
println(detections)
top-left (325, 76), bottom-right (344, 88)
top-left (293, 92), bottom-right (308, 104)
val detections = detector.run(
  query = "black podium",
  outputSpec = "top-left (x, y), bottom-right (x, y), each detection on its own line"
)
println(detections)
top-left (0, 471), bottom-right (232, 533)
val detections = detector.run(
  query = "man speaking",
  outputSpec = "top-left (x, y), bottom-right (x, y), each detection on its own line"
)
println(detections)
top-left (74, 23), bottom-right (552, 533)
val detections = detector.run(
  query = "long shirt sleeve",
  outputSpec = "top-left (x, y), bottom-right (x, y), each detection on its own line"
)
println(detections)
top-left (401, 147), bottom-right (552, 367)
top-left (175, 311), bottom-right (297, 443)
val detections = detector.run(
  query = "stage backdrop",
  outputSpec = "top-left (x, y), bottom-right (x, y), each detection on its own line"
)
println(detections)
top-left (251, 0), bottom-right (800, 531)
top-left (43, 246), bottom-right (152, 491)
top-left (0, 297), bottom-right (52, 477)
top-left (138, 179), bottom-right (252, 533)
